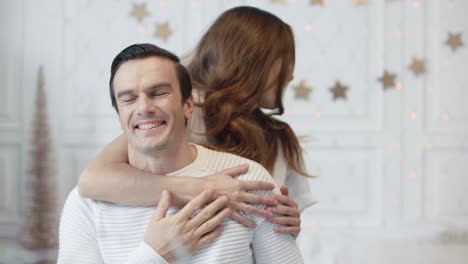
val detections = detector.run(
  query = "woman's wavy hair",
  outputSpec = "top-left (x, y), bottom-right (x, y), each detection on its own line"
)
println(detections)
top-left (187, 6), bottom-right (309, 176)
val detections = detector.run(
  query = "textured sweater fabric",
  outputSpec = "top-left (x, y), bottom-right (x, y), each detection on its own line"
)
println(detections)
top-left (58, 144), bottom-right (303, 264)
top-left (188, 90), bottom-right (317, 211)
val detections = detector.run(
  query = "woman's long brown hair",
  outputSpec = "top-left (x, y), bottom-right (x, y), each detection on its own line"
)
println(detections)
top-left (187, 6), bottom-right (309, 176)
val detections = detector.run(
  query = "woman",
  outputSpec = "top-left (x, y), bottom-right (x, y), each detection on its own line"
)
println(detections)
top-left (79, 6), bottom-right (315, 237)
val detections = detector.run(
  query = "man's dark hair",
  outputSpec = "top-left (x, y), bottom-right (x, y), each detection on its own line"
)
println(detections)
top-left (109, 43), bottom-right (192, 112)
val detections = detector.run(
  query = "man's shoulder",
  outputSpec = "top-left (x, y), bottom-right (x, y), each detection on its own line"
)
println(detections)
top-left (63, 186), bottom-right (99, 214)
top-left (195, 144), bottom-right (276, 183)
top-left (196, 144), bottom-right (264, 167)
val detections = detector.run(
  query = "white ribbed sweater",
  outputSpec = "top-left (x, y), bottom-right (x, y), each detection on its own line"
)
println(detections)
top-left (58, 144), bottom-right (303, 264)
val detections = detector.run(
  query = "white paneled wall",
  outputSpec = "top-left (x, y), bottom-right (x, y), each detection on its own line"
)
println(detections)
top-left (1, 0), bottom-right (467, 263)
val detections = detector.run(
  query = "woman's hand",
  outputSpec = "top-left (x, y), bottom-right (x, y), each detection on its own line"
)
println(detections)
top-left (268, 186), bottom-right (301, 238)
top-left (203, 164), bottom-right (277, 228)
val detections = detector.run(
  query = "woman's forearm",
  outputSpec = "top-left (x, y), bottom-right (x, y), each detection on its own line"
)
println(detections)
top-left (77, 135), bottom-right (207, 206)
top-left (79, 163), bottom-right (207, 206)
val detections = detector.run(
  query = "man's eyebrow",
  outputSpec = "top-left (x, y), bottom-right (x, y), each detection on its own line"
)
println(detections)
top-left (145, 82), bottom-right (172, 91)
top-left (116, 82), bottom-right (172, 98)
top-left (116, 89), bottom-right (134, 99)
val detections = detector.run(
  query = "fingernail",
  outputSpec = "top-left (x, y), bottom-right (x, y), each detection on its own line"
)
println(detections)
top-left (250, 223), bottom-right (257, 229)
top-left (162, 190), bottom-right (168, 199)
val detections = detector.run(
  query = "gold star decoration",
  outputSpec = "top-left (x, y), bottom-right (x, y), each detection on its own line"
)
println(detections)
top-left (408, 57), bottom-right (426, 76)
top-left (353, 0), bottom-right (368, 4)
top-left (154, 22), bottom-right (173, 42)
top-left (309, 0), bottom-right (326, 6)
top-left (445, 32), bottom-right (464, 52)
top-left (329, 81), bottom-right (348, 100)
top-left (378, 71), bottom-right (397, 90)
top-left (294, 80), bottom-right (312, 100)
top-left (270, 0), bottom-right (287, 3)
top-left (130, 3), bottom-right (149, 23)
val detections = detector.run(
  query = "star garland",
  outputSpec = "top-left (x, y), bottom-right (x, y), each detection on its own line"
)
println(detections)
top-left (445, 32), bottom-right (464, 52)
top-left (154, 22), bottom-right (173, 42)
top-left (408, 57), bottom-right (426, 76)
top-left (130, 3), bottom-right (149, 23)
top-left (378, 71), bottom-right (397, 90)
top-left (294, 80), bottom-right (312, 100)
top-left (309, 0), bottom-right (326, 6)
top-left (329, 81), bottom-right (348, 100)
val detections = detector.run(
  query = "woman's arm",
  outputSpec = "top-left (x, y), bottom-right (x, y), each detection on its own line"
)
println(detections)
top-left (78, 134), bottom-right (204, 206)
top-left (78, 135), bottom-right (277, 219)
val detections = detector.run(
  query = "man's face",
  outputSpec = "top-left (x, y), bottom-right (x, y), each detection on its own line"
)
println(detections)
top-left (113, 57), bottom-right (193, 154)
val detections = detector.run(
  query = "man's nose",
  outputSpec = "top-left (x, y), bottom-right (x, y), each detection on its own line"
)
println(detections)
top-left (136, 95), bottom-right (156, 115)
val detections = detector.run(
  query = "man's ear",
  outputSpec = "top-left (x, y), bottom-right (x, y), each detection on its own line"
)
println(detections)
top-left (183, 95), bottom-right (194, 119)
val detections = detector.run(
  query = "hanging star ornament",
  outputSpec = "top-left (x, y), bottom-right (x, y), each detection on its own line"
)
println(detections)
top-left (408, 57), bottom-right (426, 76)
top-left (271, 0), bottom-right (287, 3)
top-left (329, 81), bottom-right (348, 100)
top-left (445, 32), bottom-right (464, 52)
top-left (309, 0), bottom-right (326, 6)
top-left (353, 0), bottom-right (368, 5)
top-left (130, 3), bottom-right (149, 23)
top-left (294, 80), bottom-right (312, 100)
top-left (154, 22), bottom-right (173, 42)
top-left (378, 71), bottom-right (397, 90)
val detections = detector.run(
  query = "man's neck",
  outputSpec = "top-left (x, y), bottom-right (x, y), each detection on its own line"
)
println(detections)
top-left (128, 142), bottom-right (196, 175)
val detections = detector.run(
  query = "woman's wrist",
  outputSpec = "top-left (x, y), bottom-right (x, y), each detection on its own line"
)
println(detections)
top-left (170, 176), bottom-right (207, 206)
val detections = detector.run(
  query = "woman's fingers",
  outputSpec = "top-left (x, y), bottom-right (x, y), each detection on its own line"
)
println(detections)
top-left (238, 192), bottom-right (277, 206)
top-left (229, 211), bottom-right (256, 228)
top-left (268, 216), bottom-right (300, 226)
top-left (273, 194), bottom-right (298, 208)
top-left (280, 185), bottom-right (289, 196)
top-left (274, 226), bottom-right (301, 237)
top-left (269, 204), bottom-right (299, 217)
top-left (232, 201), bottom-right (271, 218)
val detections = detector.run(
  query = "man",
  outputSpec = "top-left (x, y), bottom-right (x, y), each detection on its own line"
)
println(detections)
top-left (58, 43), bottom-right (303, 263)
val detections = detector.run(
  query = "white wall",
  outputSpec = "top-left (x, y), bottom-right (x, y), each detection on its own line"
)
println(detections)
top-left (1, 0), bottom-right (468, 263)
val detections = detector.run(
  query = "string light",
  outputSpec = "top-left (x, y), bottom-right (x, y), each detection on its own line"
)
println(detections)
top-left (396, 82), bottom-right (403, 91)
top-left (441, 114), bottom-right (449, 122)
top-left (425, 144), bottom-right (433, 151)
top-left (191, 0), bottom-right (200, 7)
top-left (137, 26), bottom-right (146, 34)
top-left (440, 174), bottom-right (448, 183)
top-left (304, 23), bottom-right (313, 32)
top-left (314, 111), bottom-right (322, 119)
top-left (448, 1), bottom-right (455, 9)
top-left (395, 30), bottom-right (403, 39)
top-left (412, 0), bottom-right (421, 9)
top-left (408, 170), bottom-right (417, 179)
top-left (410, 112), bottom-right (418, 120)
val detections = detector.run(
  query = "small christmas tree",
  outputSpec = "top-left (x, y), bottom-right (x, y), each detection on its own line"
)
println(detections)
top-left (19, 66), bottom-right (58, 252)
